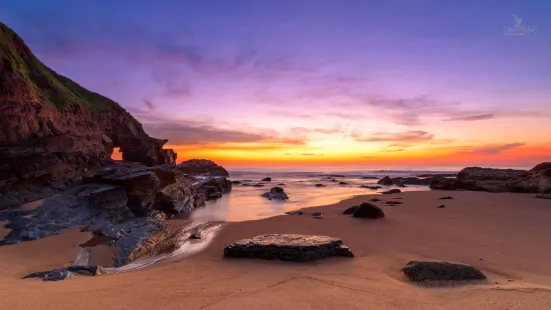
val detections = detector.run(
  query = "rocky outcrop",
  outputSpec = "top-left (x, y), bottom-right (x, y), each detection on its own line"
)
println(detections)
top-left (261, 187), bottom-right (289, 200)
top-left (455, 167), bottom-right (524, 192)
top-left (177, 159), bottom-right (229, 177)
top-left (429, 176), bottom-right (456, 190)
top-left (351, 203), bottom-right (385, 219)
top-left (223, 234), bottom-right (354, 262)
top-left (402, 261), bottom-right (487, 283)
top-left (377, 176), bottom-right (393, 185)
top-left (506, 163), bottom-right (551, 194)
top-left (0, 23), bottom-right (176, 207)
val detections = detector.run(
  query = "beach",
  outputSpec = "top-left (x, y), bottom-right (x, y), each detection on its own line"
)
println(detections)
top-left (1, 190), bottom-right (551, 309)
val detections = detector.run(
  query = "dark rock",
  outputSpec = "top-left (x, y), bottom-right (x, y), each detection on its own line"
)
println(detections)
top-left (402, 261), bottom-right (487, 282)
top-left (536, 194), bottom-right (551, 199)
top-left (231, 181), bottom-right (242, 185)
top-left (343, 206), bottom-right (359, 214)
top-left (437, 205), bottom-right (446, 208)
top-left (392, 177), bottom-right (432, 186)
top-left (361, 185), bottom-right (382, 189)
top-left (352, 203), bottom-right (385, 219)
top-left (438, 196), bottom-right (454, 200)
top-left (360, 176), bottom-right (379, 179)
top-left (311, 212), bottom-right (323, 217)
top-left (382, 189), bottom-right (401, 194)
top-left (177, 159), bottom-right (229, 177)
top-left (456, 166), bottom-right (524, 192)
top-left (223, 234), bottom-right (354, 262)
top-left (253, 183), bottom-right (265, 187)
top-left (370, 198), bottom-right (382, 202)
top-left (285, 211), bottom-right (304, 216)
top-left (377, 176), bottom-right (393, 185)
top-left (429, 176), bottom-right (456, 190)
top-left (261, 187), bottom-right (289, 200)
top-left (338, 181), bottom-right (348, 185)
top-left (261, 177), bottom-right (272, 182)
top-left (277, 183), bottom-right (285, 186)
top-left (314, 184), bottom-right (325, 187)
top-left (507, 163), bottom-right (551, 194)
top-left (385, 201), bottom-right (402, 205)
top-left (24, 265), bottom-right (105, 282)
top-left (417, 173), bottom-right (457, 178)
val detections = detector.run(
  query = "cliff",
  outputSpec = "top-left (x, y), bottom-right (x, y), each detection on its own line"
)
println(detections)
top-left (0, 23), bottom-right (176, 207)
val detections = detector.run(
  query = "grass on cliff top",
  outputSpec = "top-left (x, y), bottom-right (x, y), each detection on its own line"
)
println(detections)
top-left (0, 23), bottom-right (119, 117)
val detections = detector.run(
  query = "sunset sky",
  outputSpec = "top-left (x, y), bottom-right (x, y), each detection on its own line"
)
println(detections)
top-left (2, 1), bottom-right (550, 168)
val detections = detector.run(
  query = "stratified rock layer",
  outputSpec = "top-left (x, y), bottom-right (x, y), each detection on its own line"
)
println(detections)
top-left (223, 234), bottom-right (354, 262)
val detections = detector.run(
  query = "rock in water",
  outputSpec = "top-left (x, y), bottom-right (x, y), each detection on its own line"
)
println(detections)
top-left (361, 185), bottom-right (382, 189)
top-left (402, 261), bottom-right (487, 282)
top-left (261, 177), bottom-right (272, 182)
top-left (338, 181), bottom-right (348, 185)
top-left (261, 187), bottom-right (289, 200)
top-left (377, 176), bottom-right (394, 185)
top-left (223, 234), bottom-right (354, 262)
top-left (382, 189), bottom-right (401, 194)
top-left (429, 176), bottom-right (456, 190)
top-left (352, 203), bottom-right (385, 218)
top-left (314, 184), bottom-right (325, 187)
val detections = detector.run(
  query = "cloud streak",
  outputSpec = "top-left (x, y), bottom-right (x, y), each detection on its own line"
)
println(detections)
top-left (353, 130), bottom-right (435, 143)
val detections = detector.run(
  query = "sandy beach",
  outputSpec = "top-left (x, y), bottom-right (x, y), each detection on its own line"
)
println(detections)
top-left (0, 190), bottom-right (550, 309)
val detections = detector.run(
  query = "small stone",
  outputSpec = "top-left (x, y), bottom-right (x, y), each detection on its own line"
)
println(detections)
top-left (261, 177), bottom-right (272, 182)
top-left (438, 196), bottom-right (454, 200)
top-left (437, 205), bottom-right (446, 208)
top-left (314, 184), bottom-right (325, 187)
top-left (382, 189), bottom-right (401, 194)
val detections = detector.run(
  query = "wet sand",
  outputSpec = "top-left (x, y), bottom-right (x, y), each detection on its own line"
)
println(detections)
top-left (1, 191), bottom-right (551, 309)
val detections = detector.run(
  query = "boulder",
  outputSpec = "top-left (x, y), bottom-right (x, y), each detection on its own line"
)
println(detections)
top-left (377, 176), bottom-right (393, 185)
top-left (343, 206), bottom-right (359, 214)
top-left (352, 203), bottom-right (385, 218)
top-left (261, 177), bottom-right (272, 182)
top-left (429, 176), bottom-right (456, 190)
top-left (402, 261), bottom-right (487, 282)
top-left (223, 234), bottom-right (354, 262)
top-left (261, 187), bottom-right (289, 200)
top-left (382, 189), bottom-right (401, 194)
top-left (507, 163), bottom-right (551, 194)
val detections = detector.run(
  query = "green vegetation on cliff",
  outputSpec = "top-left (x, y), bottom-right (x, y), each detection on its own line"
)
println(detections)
top-left (0, 22), bottom-right (118, 117)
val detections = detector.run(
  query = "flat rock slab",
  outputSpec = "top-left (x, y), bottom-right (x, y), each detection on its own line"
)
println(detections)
top-left (403, 261), bottom-right (487, 283)
top-left (24, 266), bottom-right (105, 282)
top-left (224, 234), bottom-right (354, 262)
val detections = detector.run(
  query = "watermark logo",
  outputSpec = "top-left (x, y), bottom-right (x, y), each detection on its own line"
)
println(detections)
top-left (504, 14), bottom-right (536, 36)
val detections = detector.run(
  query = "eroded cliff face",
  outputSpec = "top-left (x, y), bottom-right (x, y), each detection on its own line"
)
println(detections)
top-left (0, 23), bottom-right (175, 207)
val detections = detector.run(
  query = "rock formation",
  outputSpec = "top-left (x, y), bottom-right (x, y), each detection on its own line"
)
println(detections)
top-left (223, 234), bottom-right (354, 262)
top-left (0, 23), bottom-right (232, 270)
top-left (429, 176), bottom-right (456, 190)
top-left (455, 166), bottom-right (524, 192)
top-left (506, 163), bottom-right (551, 194)
top-left (0, 23), bottom-right (176, 207)
top-left (177, 159), bottom-right (230, 177)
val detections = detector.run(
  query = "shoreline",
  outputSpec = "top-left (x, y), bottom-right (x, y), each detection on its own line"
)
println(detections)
top-left (1, 190), bottom-right (551, 309)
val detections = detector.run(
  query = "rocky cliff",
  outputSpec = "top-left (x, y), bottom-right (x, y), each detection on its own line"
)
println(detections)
top-left (0, 23), bottom-right (175, 207)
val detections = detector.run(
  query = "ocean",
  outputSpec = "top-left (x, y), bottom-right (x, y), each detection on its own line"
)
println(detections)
top-left (190, 168), bottom-right (457, 222)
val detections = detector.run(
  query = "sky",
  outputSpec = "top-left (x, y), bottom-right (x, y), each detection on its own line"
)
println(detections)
top-left (1, 0), bottom-right (550, 169)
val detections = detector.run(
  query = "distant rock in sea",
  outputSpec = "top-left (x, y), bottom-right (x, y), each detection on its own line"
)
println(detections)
top-left (261, 177), bottom-right (272, 182)
top-left (261, 187), bottom-right (289, 200)
top-left (377, 176), bottom-right (394, 185)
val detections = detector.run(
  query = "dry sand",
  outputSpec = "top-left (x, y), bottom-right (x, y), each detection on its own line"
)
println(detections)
top-left (1, 191), bottom-right (551, 309)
